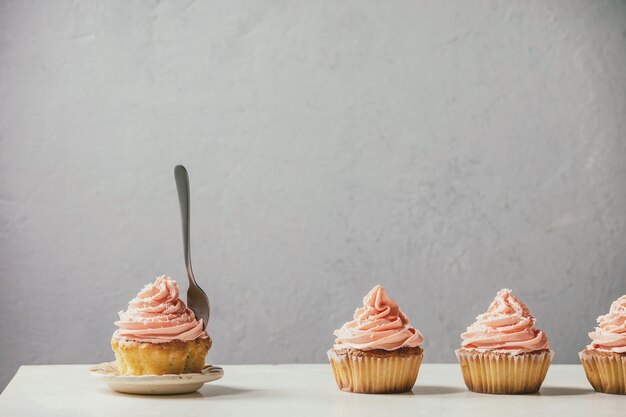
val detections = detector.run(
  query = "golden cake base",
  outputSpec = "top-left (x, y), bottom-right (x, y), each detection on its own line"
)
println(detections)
top-left (111, 337), bottom-right (212, 376)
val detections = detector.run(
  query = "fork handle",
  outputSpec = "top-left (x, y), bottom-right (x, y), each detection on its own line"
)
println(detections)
top-left (174, 165), bottom-right (197, 286)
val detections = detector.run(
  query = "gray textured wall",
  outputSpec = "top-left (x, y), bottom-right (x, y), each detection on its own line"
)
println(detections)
top-left (1, 0), bottom-right (626, 391)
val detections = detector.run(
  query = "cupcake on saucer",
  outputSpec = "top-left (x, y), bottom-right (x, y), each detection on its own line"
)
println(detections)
top-left (111, 275), bottom-right (211, 375)
top-left (328, 285), bottom-right (424, 394)
top-left (580, 295), bottom-right (626, 394)
top-left (456, 289), bottom-right (552, 394)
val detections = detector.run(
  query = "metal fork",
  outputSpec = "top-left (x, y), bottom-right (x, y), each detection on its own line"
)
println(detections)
top-left (174, 165), bottom-right (210, 330)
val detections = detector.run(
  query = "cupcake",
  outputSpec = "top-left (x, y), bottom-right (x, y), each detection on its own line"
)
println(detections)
top-left (455, 289), bottom-right (552, 394)
top-left (579, 295), bottom-right (626, 394)
top-left (111, 275), bottom-right (211, 375)
top-left (328, 285), bottom-right (424, 394)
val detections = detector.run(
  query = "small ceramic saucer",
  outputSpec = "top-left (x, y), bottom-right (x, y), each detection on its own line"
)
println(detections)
top-left (89, 362), bottom-right (224, 395)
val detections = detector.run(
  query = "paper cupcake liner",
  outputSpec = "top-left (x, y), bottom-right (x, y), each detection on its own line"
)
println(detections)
top-left (328, 349), bottom-right (423, 394)
top-left (455, 349), bottom-right (552, 394)
top-left (112, 338), bottom-right (211, 375)
top-left (579, 350), bottom-right (626, 395)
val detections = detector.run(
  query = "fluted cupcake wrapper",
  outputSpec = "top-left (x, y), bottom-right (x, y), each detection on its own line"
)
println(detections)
top-left (579, 350), bottom-right (626, 395)
top-left (327, 350), bottom-right (422, 394)
top-left (455, 349), bottom-right (553, 394)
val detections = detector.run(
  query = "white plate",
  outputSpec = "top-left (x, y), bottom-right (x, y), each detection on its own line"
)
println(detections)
top-left (89, 362), bottom-right (224, 395)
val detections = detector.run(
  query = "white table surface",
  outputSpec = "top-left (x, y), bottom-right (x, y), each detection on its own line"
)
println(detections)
top-left (0, 364), bottom-right (622, 416)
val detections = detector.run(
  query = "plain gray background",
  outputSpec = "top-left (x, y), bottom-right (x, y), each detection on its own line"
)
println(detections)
top-left (1, 0), bottom-right (626, 391)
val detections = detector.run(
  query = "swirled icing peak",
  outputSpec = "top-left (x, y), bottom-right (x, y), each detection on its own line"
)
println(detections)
top-left (113, 275), bottom-right (208, 344)
top-left (588, 295), bottom-right (626, 353)
top-left (461, 289), bottom-right (549, 354)
top-left (333, 285), bottom-right (423, 351)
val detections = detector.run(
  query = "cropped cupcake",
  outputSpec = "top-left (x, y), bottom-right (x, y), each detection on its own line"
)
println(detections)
top-left (579, 295), bottom-right (626, 394)
top-left (328, 285), bottom-right (424, 394)
top-left (456, 289), bottom-right (552, 394)
top-left (111, 275), bottom-right (211, 375)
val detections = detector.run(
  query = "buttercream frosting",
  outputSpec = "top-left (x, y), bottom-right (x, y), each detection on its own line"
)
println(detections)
top-left (113, 275), bottom-right (208, 344)
top-left (333, 285), bottom-right (423, 351)
top-left (461, 289), bottom-right (549, 354)
top-left (588, 295), bottom-right (626, 353)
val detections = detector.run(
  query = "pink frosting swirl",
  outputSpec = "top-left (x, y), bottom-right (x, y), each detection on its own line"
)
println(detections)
top-left (588, 295), bottom-right (626, 353)
top-left (333, 285), bottom-right (423, 351)
top-left (461, 289), bottom-right (549, 354)
top-left (113, 275), bottom-right (208, 344)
